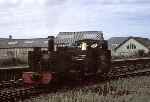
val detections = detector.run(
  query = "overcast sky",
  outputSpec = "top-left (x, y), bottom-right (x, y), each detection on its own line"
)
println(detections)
top-left (0, 0), bottom-right (150, 39)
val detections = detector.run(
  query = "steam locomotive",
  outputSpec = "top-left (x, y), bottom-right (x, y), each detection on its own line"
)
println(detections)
top-left (23, 36), bottom-right (111, 85)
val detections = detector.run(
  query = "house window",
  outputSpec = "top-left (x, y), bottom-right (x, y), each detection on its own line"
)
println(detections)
top-left (44, 41), bottom-right (48, 44)
top-left (8, 41), bottom-right (18, 45)
top-left (112, 44), bottom-right (119, 48)
top-left (127, 45), bottom-right (129, 49)
top-left (24, 41), bottom-right (34, 44)
top-left (133, 44), bottom-right (136, 49)
top-left (126, 43), bottom-right (136, 49)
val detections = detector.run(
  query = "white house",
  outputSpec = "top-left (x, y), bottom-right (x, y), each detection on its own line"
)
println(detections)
top-left (108, 37), bottom-right (150, 57)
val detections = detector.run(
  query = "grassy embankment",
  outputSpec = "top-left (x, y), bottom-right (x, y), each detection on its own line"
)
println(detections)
top-left (24, 76), bottom-right (150, 102)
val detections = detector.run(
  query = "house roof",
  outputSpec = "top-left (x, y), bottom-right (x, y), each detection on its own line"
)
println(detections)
top-left (108, 37), bottom-right (129, 50)
top-left (114, 37), bottom-right (150, 51)
top-left (134, 37), bottom-right (150, 49)
top-left (0, 38), bottom-right (49, 48)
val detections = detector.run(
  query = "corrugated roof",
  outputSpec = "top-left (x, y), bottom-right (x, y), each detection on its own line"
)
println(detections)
top-left (55, 31), bottom-right (104, 46)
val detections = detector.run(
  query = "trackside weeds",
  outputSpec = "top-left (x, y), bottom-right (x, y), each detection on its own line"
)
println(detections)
top-left (23, 76), bottom-right (150, 102)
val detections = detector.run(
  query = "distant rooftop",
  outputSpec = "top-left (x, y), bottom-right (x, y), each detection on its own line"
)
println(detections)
top-left (0, 31), bottom-right (104, 48)
top-left (108, 36), bottom-right (150, 50)
top-left (0, 37), bottom-right (49, 48)
top-left (108, 37), bottom-right (129, 50)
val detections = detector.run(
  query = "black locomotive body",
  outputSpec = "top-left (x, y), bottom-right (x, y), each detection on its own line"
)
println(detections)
top-left (26, 36), bottom-right (111, 84)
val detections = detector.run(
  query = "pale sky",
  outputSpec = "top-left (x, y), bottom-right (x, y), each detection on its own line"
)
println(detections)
top-left (0, 0), bottom-right (150, 39)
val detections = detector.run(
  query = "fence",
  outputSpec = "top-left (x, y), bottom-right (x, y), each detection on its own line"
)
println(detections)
top-left (0, 66), bottom-right (29, 81)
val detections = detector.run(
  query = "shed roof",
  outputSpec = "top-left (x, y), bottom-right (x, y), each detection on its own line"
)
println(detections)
top-left (55, 31), bottom-right (104, 45)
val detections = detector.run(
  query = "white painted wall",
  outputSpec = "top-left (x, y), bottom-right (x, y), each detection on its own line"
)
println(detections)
top-left (0, 47), bottom-right (49, 63)
top-left (0, 48), bottom-right (33, 62)
top-left (114, 38), bottom-right (149, 57)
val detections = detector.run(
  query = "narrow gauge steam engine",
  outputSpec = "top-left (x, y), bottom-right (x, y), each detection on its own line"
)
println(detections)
top-left (23, 36), bottom-right (111, 85)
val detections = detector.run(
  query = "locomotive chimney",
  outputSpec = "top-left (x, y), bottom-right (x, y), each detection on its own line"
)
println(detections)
top-left (48, 36), bottom-right (54, 51)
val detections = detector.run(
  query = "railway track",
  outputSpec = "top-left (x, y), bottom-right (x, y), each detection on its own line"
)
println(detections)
top-left (1, 71), bottom-right (150, 102)
top-left (0, 87), bottom-right (40, 102)
top-left (0, 81), bottom-right (43, 102)
top-left (107, 69), bottom-right (150, 80)
top-left (1, 57), bottom-right (150, 102)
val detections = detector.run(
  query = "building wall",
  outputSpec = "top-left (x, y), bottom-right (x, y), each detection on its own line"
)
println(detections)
top-left (109, 44), bottom-right (119, 56)
top-left (114, 39), bottom-right (149, 57)
top-left (0, 48), bottom-right (33, 63)
top-left (0, 47), bottom-right (48, 63)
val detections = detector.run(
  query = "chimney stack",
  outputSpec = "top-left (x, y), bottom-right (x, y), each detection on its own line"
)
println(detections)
top-left (9, 35), bottom-right (12, 40)
top-left (48, 36), bottom-right (54, 51)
